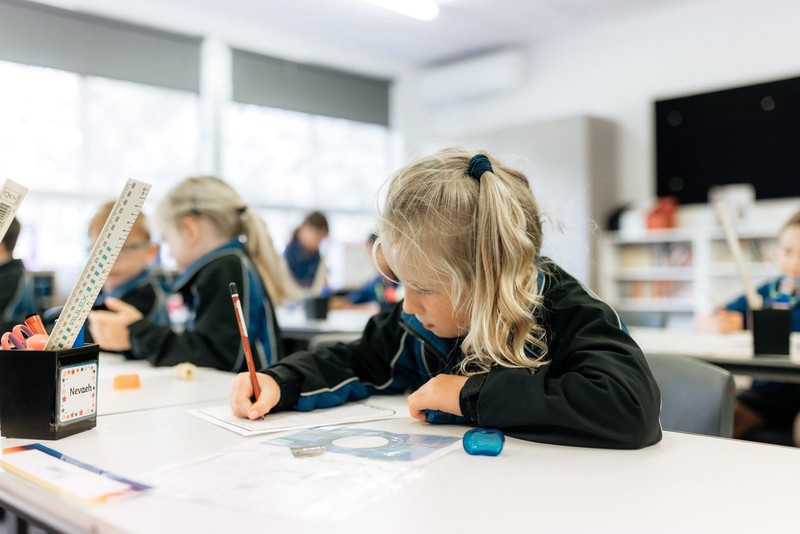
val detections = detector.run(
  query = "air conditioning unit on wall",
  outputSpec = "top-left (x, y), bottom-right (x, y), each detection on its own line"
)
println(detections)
top-left (416, 48), bottom-right (527, 107)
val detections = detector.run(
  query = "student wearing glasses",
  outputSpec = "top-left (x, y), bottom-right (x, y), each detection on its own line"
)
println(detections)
top-left (85, 200), bottom-right (167, 355)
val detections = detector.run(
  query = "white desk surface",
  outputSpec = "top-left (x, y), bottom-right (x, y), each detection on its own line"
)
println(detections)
top-left (277, 307), bottom-right (374, 338)
top-left (630, 327), bottom-right (800, 380)
top-left (2, 393), bottom-right (800, 534)
top-left (97, 353), bottom-right (234, 415)
top-left (629, 327), bottom-right (800, 360)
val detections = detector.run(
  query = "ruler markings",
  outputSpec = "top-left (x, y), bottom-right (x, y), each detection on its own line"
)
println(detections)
top-left (45, 179), bottom-right (151, 351)
top-left (0, 179), bottom-right (29, 243)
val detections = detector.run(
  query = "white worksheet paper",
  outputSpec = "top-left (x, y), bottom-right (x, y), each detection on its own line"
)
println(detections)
top-left (190, 402), bottom-right (398, 436)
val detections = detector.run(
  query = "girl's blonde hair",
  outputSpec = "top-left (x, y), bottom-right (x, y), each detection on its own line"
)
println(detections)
top-left (377, 147), bottom-right (549, 374)
top-left (158, 176), bottom-right (292, 305)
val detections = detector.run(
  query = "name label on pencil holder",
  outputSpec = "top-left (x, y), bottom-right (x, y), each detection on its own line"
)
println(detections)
top-left (57, 362), bottom-right (98, 425)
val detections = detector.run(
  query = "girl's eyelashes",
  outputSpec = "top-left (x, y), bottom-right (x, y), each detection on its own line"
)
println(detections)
top-left (407, 285), bottom-right (434, 296)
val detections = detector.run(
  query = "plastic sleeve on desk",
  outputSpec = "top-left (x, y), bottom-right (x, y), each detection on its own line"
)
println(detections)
top-left (459, 373), bottom-right (487, 421)
top-left (264, 365), bottom-right (302, 411)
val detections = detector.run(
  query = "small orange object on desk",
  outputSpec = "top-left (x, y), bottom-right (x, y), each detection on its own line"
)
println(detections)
top-left (112, 374), bottom-right (141, 390)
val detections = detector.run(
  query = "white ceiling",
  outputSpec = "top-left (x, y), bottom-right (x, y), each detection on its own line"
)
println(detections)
top-left (37, 0), bottom-right (695, 73)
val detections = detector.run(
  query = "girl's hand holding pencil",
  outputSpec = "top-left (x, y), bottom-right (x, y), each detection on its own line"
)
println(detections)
top-left (230, 372), bottom-right (281, 420)
top-left (229, 282), bottom-right (282, 420)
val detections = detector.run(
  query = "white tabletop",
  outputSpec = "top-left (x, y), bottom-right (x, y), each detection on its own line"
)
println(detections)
top-left (2, 393), bottom-right (800, 533)
top-left (97, 353), bottom-right (234, 415)
top-left (277, 307), bottom-right (375, 339)
top-left (630, 327), bottom-right (800, 381)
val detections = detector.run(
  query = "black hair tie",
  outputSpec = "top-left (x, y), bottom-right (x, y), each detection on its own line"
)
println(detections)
top-left (467, 154), bottom-right (493, 182)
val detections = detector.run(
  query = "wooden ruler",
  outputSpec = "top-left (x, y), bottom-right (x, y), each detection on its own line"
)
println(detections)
top-left (0, 179), bottom-right (29, 242)
top-left (45, 179), bottom-right (151, 350)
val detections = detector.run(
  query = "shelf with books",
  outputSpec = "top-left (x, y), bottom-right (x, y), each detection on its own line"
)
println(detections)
top-left (599, 227), bottom-right (778, 323)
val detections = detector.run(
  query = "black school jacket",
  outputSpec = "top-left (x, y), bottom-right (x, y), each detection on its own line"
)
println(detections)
top-left (265, 260), bottom-right (662, 449)
top-left (127, 241), bottom-right (283, 372)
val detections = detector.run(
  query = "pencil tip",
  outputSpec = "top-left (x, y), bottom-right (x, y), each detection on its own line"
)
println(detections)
top-left (229, 282), bottom-right (238, 295)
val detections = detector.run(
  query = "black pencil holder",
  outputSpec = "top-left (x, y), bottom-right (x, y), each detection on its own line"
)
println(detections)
top-left (304, 296), bottom-right (330, 320)
top-left (0, 344), bottom-right (100, 440)
top-left (751, 309), bottom-right (791, 356)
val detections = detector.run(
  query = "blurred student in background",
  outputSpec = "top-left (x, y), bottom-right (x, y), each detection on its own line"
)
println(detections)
top-left (89, 176), bottom-right (290, 372)
top-left (89, 202), bottom-right (165, 319)
top-left (0, 217), bottom-right (36, 331)
top-left (331, 232), bottom-right (401, 312)
top-left (82, 201), bottom-right (166, 356)
top-left (702, 209), bottom-right (800, 445)
top-left (284, 210), bottom-right (329, 293)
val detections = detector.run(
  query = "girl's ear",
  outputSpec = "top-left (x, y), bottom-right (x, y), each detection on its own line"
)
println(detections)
top-left (145, 242), bottom-right (159, 264)
top-left (178, 215), bottom-right (200, 246)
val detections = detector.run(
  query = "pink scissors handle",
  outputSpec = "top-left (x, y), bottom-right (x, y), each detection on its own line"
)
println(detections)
top-left (1, 332), bottom-right (26, 350)
top-left (12, 324), bottom-right (34, 340)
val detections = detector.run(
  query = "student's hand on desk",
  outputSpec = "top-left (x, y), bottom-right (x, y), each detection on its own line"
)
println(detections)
top-left (696, 310), bottom-right (744, 334)
top-left (407, 374), bottom-right (468, 422)
top-left (87, 297), bottom-right (143, 351)
top-left (230, 372), bottom-right (281, 420)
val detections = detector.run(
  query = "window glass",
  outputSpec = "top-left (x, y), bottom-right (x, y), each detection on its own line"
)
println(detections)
top-left (1, 59), bottom-right (396, 298)
top-left (82, 76), bottom-right (199, 197)
top-left (313, 115), bottom-right (392, 211)
top-left (224, 102), bottom-right (397, 289)
top-left (223, 104), bottom-right (314, 207)
top-left (0, 61), bottom-right (198, 293)
top-left (0, 61), bottom-right (81, 192)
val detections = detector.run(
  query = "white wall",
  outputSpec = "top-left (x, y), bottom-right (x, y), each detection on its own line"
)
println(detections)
top-left (394, 0), bottom-right (800, 225)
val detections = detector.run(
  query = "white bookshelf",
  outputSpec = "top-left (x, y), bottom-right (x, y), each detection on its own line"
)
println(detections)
top-left (599, 227), bottom-right (779, 326)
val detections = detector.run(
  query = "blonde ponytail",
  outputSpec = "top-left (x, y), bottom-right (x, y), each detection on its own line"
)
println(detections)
top-left (239, 208), bottom-right (295, 305)
top-left (464, 157), bottom-right (548, 374)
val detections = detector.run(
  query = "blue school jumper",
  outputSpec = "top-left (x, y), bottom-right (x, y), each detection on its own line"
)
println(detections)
top-left (283, 237), bottom-right (321, 288)
top-left (725, 275), bottom-right (800, 331)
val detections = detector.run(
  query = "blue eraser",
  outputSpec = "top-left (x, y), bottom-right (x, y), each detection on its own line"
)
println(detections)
top-left (463, 428), bottom-right (504, 456)
top-left (424, 410), bottom-right (470, 425)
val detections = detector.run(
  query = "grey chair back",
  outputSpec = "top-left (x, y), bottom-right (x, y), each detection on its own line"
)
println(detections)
top-left (644, 353), bottom-right (735, 438)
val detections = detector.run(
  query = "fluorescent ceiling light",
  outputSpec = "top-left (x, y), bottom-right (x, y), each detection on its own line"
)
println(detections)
top-left (360, 0), bottom-right (440, 21)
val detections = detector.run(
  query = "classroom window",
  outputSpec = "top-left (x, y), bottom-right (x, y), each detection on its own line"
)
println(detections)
top-left (223, 101), bottom-right (398, 288)
top-left (0, 60), bottom-right (198, 293)
top-left (222, 103), bottom-right (395, 218)
top-left (1, 59), bottom-right (396, 297)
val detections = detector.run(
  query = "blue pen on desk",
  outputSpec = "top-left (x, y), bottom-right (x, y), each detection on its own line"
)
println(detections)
top-left (26, 443), bottom-right (151, 491)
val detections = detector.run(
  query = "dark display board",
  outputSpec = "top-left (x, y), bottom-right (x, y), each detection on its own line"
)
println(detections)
top-left (656, 76), bottom-right (800, 204)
